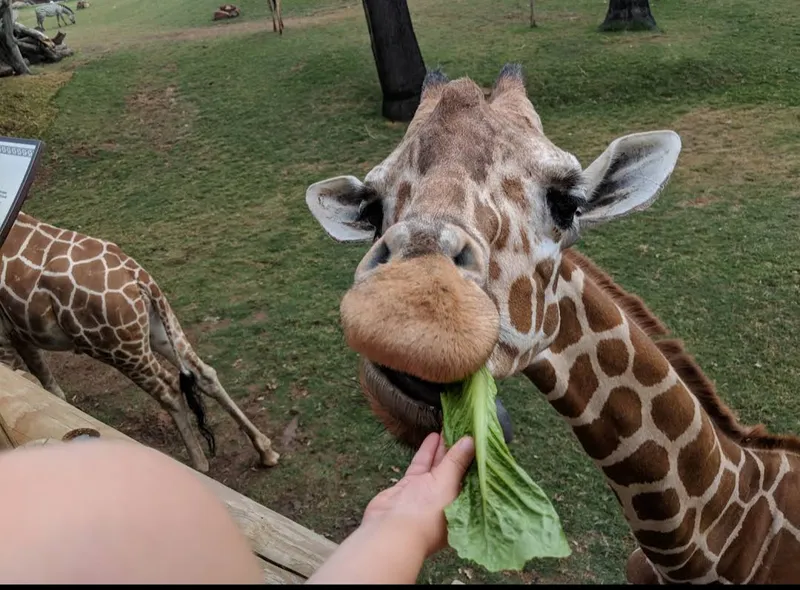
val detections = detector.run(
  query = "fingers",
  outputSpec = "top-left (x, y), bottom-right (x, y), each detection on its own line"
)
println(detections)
top-left (432, 433), bottom-right (447, 467)
top-left (432, 436), bottom-right (475, 486)
top-left (404, 432), bottom-right (440, 477)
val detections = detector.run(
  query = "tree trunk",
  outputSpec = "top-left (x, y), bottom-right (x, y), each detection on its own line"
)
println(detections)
top-left (0, 0), bottom-right (30, 75)
top-left (361, 0), bottom-right (427, 122)
top-left (530, 0), bottom-right (536, 28)
top-left (599, 0), bottom-right (658, 32)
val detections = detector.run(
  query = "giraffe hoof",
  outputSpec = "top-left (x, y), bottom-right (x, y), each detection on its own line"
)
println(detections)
top-left (260, 449), bottom-right (280, 467)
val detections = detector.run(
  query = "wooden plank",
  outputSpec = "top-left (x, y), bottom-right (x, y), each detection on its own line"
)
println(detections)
top-left (259, 558), bottom-right (305, 584)
top-left (0, 364), bottom-right (337, 580)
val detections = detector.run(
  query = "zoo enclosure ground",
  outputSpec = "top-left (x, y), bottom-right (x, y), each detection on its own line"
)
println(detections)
top-left (2, 0), bottom-right (799, 584)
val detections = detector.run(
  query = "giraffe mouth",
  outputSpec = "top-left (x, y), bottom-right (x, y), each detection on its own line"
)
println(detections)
top-left (360, 358), bottom-right (513, 448)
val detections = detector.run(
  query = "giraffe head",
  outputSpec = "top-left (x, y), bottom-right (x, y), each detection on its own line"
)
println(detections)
top-left (306, 64), bottom-right (681, 448)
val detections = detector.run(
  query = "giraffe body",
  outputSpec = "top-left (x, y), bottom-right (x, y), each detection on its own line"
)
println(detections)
top-left (304, 64), bottom-right (800, 582)
top-left (0, 212), bottom-right (279, 473)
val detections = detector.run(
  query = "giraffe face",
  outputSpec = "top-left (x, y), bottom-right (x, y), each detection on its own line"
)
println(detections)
top-left (306, 64), bottom-right (682, 448)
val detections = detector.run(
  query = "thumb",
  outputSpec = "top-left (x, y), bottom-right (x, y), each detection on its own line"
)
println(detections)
top-left (433, 436), bottom-right (475, 486)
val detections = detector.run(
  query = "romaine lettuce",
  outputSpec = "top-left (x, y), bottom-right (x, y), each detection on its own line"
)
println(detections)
top-left (441, 366), bottom-right (572, 572)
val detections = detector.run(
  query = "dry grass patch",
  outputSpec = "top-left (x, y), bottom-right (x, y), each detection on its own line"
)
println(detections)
top-left (669, 106), bottom-right (800, 202)
top-left (124, 81), bottom-right (197, 151)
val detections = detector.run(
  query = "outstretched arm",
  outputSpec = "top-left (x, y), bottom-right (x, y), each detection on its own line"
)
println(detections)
top-left (306, 432), bottom-right (475, 584)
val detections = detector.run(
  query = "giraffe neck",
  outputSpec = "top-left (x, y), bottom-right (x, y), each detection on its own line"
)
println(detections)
top-left (524, 255), bottom-right (750, 582)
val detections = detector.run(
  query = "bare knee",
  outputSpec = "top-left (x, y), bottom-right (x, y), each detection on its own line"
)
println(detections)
top-left (0, 440), bottom-right (263, 584)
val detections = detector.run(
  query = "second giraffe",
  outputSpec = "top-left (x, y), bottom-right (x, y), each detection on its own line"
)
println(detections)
top-left (0, 212), bottom-right (279, 473)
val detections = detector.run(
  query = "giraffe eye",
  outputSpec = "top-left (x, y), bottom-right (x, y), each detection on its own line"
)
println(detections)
top-left (546, 189), bottom-right (582, 230)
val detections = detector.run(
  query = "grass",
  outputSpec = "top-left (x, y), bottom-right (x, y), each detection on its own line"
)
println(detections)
top-left (2, 0), bottom-right (800, 584)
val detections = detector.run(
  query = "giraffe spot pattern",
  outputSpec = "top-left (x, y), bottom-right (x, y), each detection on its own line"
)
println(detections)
top-left (650, 384), bottom-right (694, 441)
top-left (551, 353), bottom-right (597, 418)
top-left (550, 297), bottom-right (582, 354)
top-left (678, 414), bottom-right (721, 497)
top-left (475, 200), bottom-right (499, 244)
top-left (74, 258), bottom-right (107, 293)
top-left (543, 303), bottom-right (559, 337)
top-left (520, 230), bottom-right (530, 254)
top-left (603, 440), bottom-right (670, 487)
top-left (738, 450), bottom-right (760, 504)
top-left (501, 177), bottom-right (528, 212)
top-left (508, 275), bottom-right (533, 334)
top-left (495, 211), bottom-right (511, 250)
top-left (717, 428), bottom-right (742, 465)
top-left (667, 548), bottom-right (714, 581)
top-left (73, 238), bottom-right (104, 261)
top-left (582, 279), bottom-right (624, 333)
top-left (773, 468), bottom-right (800, 529)
top-left (559, 259), bottom-right (573, 282)
top-left (525, 359), bottom-right (557, 394)
top-left (644, 542), bottom-right (697, 568)
top-left (395, 181), bottom-right (411, 220)
top-left (759, 528), bottom-right (800, 583)
top-left (761, 453), bottom-right (782, 491)
top-left (630, 327), bottom-right (671, 386)
top-left (632, 488), bottom-right (681, 521)
top-left (489, 256), bottom-right (501, 281)
top-left (636, 507), bottom-right (696, 550)
top-left (707, 502), bottom-right (744, 555)
top-left (4, 257), bottom-right (38, 300)
top-left (717, 496), bottom-right (772, 583)
top-left (699, 468), bottom-right (736, 533)
top-left (596, 338), bottom-right (630, 377)
top-left (572, 386), bottom-right (641, 460)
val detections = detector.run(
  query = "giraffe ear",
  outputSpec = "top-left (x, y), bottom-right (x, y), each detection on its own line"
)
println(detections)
top-left (578, 130), bottom-right (682, 229)
top-left (305, 175), bottom-right (376, 242)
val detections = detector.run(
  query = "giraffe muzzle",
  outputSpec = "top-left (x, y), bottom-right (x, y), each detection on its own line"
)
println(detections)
top-left (340, 254), bottom-right (500, 384)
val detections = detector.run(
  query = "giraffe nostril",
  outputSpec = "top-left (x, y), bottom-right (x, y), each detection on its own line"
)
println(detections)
top-left (452, 243), bottom-right (479, 273)
top-left (365, 241), bottom-right (391, 271)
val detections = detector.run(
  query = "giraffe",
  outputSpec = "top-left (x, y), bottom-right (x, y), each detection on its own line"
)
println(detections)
top-left (267, 0), bottom-right (283, 35)
top-left (304, 63), bottom-right (800, 583)
top-left (0, 212), bottom-right (280, 473)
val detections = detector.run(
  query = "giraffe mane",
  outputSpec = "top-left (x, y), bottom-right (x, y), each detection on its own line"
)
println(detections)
top-left (563, 247), bottom-right (800, 455)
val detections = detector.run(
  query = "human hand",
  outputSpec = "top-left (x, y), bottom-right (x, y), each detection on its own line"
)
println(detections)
top-left (361, 431), bottom-right (475, 558)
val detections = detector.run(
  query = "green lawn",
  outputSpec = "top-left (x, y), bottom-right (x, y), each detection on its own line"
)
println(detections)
top-left (2, 0), bottom-right (800, 584)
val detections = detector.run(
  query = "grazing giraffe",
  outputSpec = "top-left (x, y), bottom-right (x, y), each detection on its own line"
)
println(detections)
top-left (0, 212), bottom-right (279, 473)
top-left (304, 63), bottom-right (800, 583)
top-left (267, 0), bottom-right (283, 35)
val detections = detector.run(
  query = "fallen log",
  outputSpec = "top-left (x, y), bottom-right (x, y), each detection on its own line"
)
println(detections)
top-left (11, 20), bottom-right (73, 65)
top-left (0, 364), bottom-right (338, 583)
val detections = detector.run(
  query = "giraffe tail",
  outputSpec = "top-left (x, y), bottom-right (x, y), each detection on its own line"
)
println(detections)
top-left (138, 277), bottom-right (216, 458)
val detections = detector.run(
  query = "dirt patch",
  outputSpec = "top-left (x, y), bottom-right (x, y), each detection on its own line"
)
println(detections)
top-left (124, 81), bottom-right (197, 152)
top-left (39, 347), bottom-right (285, 488)
top-left (670, 106), bottom-right (800, 200)
top-left (141, 5), bottom-right (361, 45)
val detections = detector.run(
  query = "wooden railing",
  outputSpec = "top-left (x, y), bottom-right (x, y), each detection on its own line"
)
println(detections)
top-left (0, 364), bottom-right (337, 584)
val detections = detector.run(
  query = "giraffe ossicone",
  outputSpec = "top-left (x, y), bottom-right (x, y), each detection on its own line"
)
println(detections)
top-left (306, 64), bottom-right (800, 583)
top-left (0, 212), bottom-right (279, 474)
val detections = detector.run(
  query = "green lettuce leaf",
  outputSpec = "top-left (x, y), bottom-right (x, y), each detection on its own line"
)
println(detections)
top-left (441, 366), bottom-right (572, 572)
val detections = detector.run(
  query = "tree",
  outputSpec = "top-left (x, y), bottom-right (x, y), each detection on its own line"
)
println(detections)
top-left (361, 0), bottom-right (427, 123)
top-left (0, 0), bottom-right (30, 75)
top-left (599, 0), bottom-right (659, 32)
top-left (530, 0), bottom-right (536, 28)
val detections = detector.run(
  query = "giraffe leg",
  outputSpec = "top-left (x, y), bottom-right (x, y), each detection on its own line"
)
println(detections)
top-left (148, 329), bottom-right (279, 468)
top-left (197, 368), bottom-right (280, 467)
top-left (10, 340), bottom-right (67, 400)
top-left (122, 355), bottom-right (211, 473)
